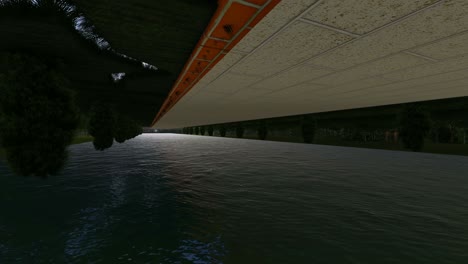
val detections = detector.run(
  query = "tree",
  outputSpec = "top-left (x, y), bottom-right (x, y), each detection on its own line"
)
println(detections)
top-left (219, 125), bottom-right (226, 137)
top-left (207, 125), bottom-right (214, 136)
top-left (88, 103), bottom-right (116, 151)
top-left (194, 126), bottom-right (199, 135)
top-left (200, 126), bottom-right (205, 136)
top-left (437, 123), bottom-right (452, 143)
top-left (235, 123), bottom-right (244, 138)
top-left (301, 116), bottom-right (317, 143)
top-left (0, 53), bottom-right (79, 177)
top-left (114, 115), bottom-right (141, 143)
top-left (398, 104), bottom-right (432, 151)
top-left (257, 120), bottom-right (267, 140)
top-left (114, 115), bottom-right (130, 143)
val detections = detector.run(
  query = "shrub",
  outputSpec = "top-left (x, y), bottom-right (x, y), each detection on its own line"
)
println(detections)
top-left (235, 123), bottom-right (244, 138)
top-left (257, 121), bottom-right (267, 140)
top-left (398, 104), bottom-right (432, 151)
top-left (438, 123), bottom-right (452, 143)
top-left (114, 115), bottom-right (141, 143)
top-left (301, 116), bottom-right (317, 143)
top-left (88, 103), bottom-right (116, 150)
top-left (219, 125), bottom-right (226, 137)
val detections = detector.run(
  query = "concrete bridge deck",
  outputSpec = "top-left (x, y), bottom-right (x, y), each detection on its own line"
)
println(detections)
top-left (154, 0), bottom-right (468, 129)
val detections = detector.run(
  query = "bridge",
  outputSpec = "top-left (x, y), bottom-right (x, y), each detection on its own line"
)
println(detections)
top-left (153, 0), bottom-right (468, 129)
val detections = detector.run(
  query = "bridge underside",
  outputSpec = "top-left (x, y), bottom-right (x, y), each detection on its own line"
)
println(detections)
top-left (154, 0), bottom-right (468, 129)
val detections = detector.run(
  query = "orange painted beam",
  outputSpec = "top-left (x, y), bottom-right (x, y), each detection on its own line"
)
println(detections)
top-left (151, 0), bottom-right (281, 127)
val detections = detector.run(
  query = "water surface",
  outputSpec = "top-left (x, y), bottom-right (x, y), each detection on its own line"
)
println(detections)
top-left (1, 134), bottom-right (467, 263)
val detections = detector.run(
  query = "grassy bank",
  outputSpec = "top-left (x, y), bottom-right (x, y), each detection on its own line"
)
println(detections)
top-left (71, 135), bottom-right (94, 145)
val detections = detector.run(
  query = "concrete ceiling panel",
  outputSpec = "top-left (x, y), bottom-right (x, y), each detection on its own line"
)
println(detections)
top-left (155, 0), bottom-right (468, 128)
top-left (232, 0), bottom-right (319, 53)
top-left (224, 88), bottom-right (272, 102)
top-left (321, 77), bottom-right (468, 104)
top-left (308, 0), bottom-right (468, 69)
top-left (303, 0), bottom-right (441, 34)
top-left (266, 82), bottom-right (327, 98)
top-left (200, 52), bottom-right (246, 84)
top-left (411, 31), bottom-right (468, 60)
top-left (204, 72), bottom-right (263, 94)
top-left (312, 53), bottom-right (431, 86)
top-left (329, 77), bottom-right (398, 93)
top-left (230, 21), bottom-right (353, 77)
top-left (249, 65), bottom-right (332, 91)
top-left (382, 53), bottom-right (468, 81)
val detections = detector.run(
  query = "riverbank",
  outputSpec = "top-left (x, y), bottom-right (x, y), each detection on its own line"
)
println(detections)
top-left (71, 135), bottom-right (94, 145)
top-left (312, 139), bottom-right (468, 156)
top-left (204, 134), bottom-right (468, 157)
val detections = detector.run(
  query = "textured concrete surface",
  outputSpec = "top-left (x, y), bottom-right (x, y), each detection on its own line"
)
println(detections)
top-left (156, 0), bottom-right (468, 128)
top-left (303, 0), bottom-right (440, 34)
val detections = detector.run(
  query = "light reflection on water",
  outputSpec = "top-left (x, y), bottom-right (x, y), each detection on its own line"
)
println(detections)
top-left (1, 134), bottom-right (468, 263)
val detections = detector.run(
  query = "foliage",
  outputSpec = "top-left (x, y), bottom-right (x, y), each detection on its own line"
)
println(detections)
top-left (398, 104), bottom-right (432, 151)
top-left (0, 53), bottom-right (79, 177)
top-left (88, 103), bottom-right (116, 150)
top-left (194, 126), bottom-right (199, 135)
top-left (429, 122), bottom-right (466, 144)
top-left (207, 125), bottom-right (214, 136)
top-left (257, 121), bottom-right (267, 140)
top-left (200, 126), bottom-right (205, 136)
top-left (74, 0), bottom-right (216, 74)
top-left (0, 0), bottom-right (174, 126)
top-left (114, 115), bottom-right (142, 143)
top-left (0, 147), bottom-right (5, 159)
top-left (235, 123), bottom-right (244, 138)
top-left (438, 123), bottom-right (452, 143)
top-left (301, 116), bottom-right (317, 143)
top-left (219, 125), bottom-right (226, 137)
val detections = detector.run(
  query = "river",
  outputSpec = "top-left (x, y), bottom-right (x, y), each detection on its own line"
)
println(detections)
top-left (1, 134), bottom-right (467, 263)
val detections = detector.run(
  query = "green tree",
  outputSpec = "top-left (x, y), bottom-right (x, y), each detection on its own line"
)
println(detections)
top-left (194, 126), bottom-right (199, 135)
top-left (301, 116), bottom-right (317, 143)
top-left (207, 125), bottom-right (214, 136)
top-left (0, 53), bottom-right (79, 177)
top-left (257, 120), bottom-right (267, 140)
top-left (88, 103), bottom-right (116, 151)
top-left (399, 104), bottom-right (432, 151)
top-left (200, 126), bottom-right (205, 136)
top-left (235, 123), bottom-right (244, 138)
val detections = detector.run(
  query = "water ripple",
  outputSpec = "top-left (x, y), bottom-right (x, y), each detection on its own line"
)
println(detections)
top-left (0, 134), bottom-right (467, 263)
